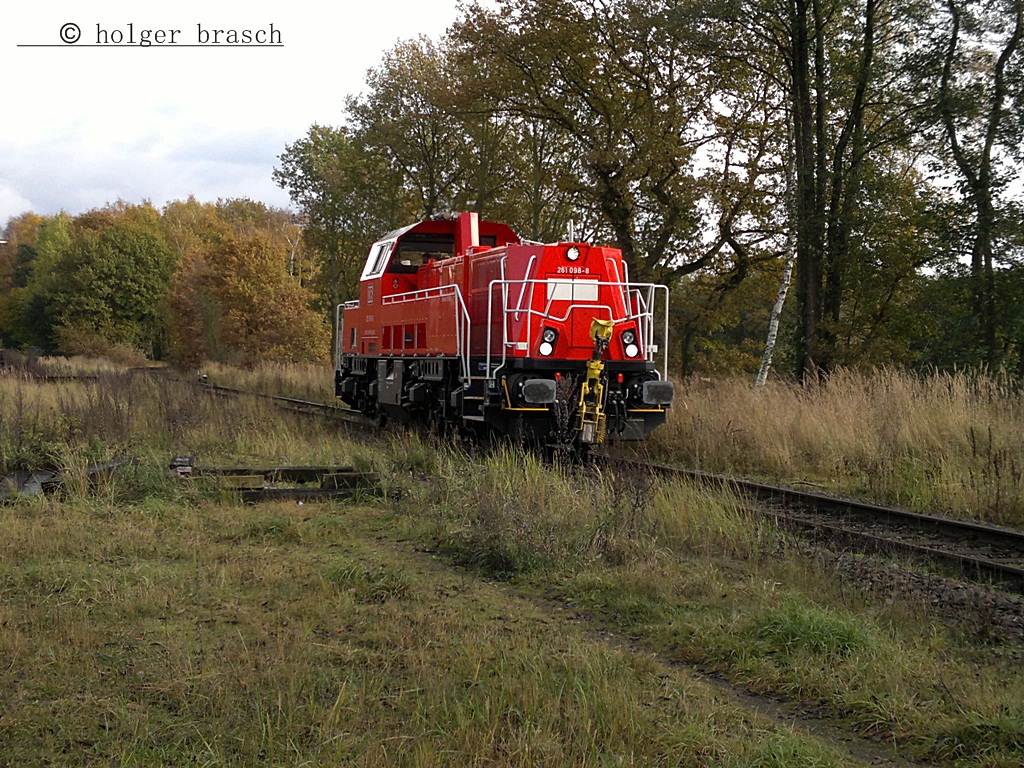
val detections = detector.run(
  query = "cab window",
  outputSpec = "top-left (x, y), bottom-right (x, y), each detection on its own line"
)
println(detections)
top-left (388, 233), bottom-right (455, 274)
top-left (362, 240), bottom-right (395, 280)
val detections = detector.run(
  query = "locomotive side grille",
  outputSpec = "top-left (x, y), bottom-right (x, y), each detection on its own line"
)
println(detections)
top-left (417, 359), bottom-right (445, 382)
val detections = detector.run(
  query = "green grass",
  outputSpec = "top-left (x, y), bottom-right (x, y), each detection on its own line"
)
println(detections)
top-left (4, 360), bottom-right (1024, 767)
top-left (753, 599), bottom-right (876, 657)
top-left (0, 493), bottom-right (860, 767)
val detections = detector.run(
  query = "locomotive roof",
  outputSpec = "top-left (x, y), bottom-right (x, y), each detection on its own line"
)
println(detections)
top-left (359, 213), bottom-right (522, 282)
top-left (379, 221), bottom-right (424, 242)
top-left (378, 216), bottom-right (521, 247)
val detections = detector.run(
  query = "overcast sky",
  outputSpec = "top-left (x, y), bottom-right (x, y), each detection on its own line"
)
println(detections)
top-left (0, 0), bottom-right (463, 227)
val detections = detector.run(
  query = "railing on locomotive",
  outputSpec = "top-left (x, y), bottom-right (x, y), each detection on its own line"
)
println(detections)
top-left (508, 253), bottom-right (539, 323)
top-left (335, 277), bottom-right (669, 388)
top-left (334, 300), bottom-right (360, 371)
top-left (377, 284), bottom-right (473, 383)
top-left (485, 278), bottom-right (670, 382)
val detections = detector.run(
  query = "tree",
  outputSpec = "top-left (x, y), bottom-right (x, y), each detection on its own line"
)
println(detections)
top-left (215, 198), bottom-right (312, 283)
top-left (914, 0), bottom-right (1024, 367)
top-left (454, 0), bottom-right (713, 281)
top-left (276, 0), bottom-right (1004, 378)
top-left (346, 38), bottom-right (469, 219)
top-left (163, 198), bottom-right (330, 366)
top-left (448, 0), bottom-right (802, 373)
top-left (705, 0), bottom-right (942, 378)
top-left (343, 32), bottom-right (598, 244)
top-left (0, 206), bottom-right (176, 356)
top-left (274, 124), bottom-right (410, 315)
top-left (0, 212), bottom-right (46, 292)
top-left (53, 204), bottom-right (175, 356)
top-left (0, 214), bottom-right (72, 350)
top-left (202, 232), bottom-right (330, 365)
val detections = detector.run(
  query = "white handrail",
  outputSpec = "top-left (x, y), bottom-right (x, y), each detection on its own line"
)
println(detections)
top-left (340, 278), bottom-right (667, 387)
top-left (485, 278), bottom-right (670, 380)
top-left (378, 284), bottom-right (472, 383)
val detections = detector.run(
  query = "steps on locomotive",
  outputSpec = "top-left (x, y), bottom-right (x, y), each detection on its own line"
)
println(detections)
top-left (460, 376), bottom-right (492, 422)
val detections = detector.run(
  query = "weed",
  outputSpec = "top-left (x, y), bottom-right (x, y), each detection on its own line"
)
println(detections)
top-left (933, 705), bottom-right (1024, 763)
top-left (753, 599), bottom-right (875, 657)
top-left (735, 729), bottom-right (842, 768)
top-left (588, 465), bottom-right (659, 565)
top-left (323, 562), bottom-right (412, 603)
top-left (245, 514), bottom-right (303, 544)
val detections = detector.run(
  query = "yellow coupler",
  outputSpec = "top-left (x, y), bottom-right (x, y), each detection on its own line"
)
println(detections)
top-left (576, 318), bottom-right (614, 444)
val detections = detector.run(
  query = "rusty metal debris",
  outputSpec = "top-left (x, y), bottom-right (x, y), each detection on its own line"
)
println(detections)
top-left (0, 470), bottom-right (61, 499)
top-left (0, 460), bottom-right (134, 501)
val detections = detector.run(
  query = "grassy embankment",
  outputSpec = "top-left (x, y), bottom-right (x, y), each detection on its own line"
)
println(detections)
top-left (199, 361), bottom-right (337, 405)
top-left (648, 369), bottom-right (1024, 528)
top-left (1, 361), bottom-right (1022, 766)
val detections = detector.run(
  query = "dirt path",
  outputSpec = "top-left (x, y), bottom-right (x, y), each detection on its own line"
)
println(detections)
top-left (369, 525), bottom-right (924, 767)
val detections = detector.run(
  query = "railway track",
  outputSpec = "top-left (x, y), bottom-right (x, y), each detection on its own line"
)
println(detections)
top-left (196, 380), bottom-right (371, 427)
top-left (606, 457), bottom-right (1024, 595)
top-left (163, 374), bottom-right (1024, 595)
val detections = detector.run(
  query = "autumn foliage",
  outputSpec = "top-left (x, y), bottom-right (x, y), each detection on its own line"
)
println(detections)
top-left (0, 199), bottom-right (329, 367)
top-left (169, 231), bottom-right (328, 366)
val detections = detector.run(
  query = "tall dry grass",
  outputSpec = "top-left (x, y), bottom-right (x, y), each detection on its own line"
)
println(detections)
top-left (649, 369), bottom-right (1024, 526)
top-left (200, 360), bottom-right (335, 404)
top-left (414, 444), bottom-right (764, 580)
top-left (0, 367), bottom-right (364, 474)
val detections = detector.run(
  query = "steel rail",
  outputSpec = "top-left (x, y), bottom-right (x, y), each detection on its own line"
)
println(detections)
top-left (196, 381), bottom-right (371, 427)
top-left (606, 457), bottom-right (1024, 594)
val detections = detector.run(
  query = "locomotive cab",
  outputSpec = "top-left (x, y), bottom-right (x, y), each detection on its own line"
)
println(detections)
top-left (362, 232), bottom-right (452, 297)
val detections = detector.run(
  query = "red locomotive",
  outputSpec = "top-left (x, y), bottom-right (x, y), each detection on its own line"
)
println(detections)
top-left (334, 212), bottom-right (673, 446)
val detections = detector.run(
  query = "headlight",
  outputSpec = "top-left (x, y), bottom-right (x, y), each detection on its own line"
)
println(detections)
top-left (566, 246), bottom-right (580, 261)
top-left (539, 327), bottom-right (558, 355)
top-left (625, 343), bottom-right (639, 358)
top-left (622, 329), bottom-right (636, 345)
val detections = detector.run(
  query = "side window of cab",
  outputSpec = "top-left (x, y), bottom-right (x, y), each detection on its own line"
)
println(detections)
top-left (361, 240), bottom-right (395, 280)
